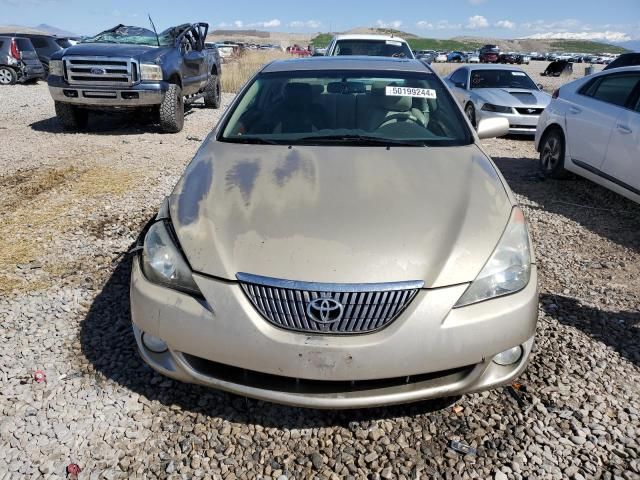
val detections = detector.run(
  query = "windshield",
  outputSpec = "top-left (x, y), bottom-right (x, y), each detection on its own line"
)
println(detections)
top-left (82, 25), bottom-right (176, 46)
top-left (55, 38), bottom-right (73, 48)
top-left (220, 70), bottom-right (472, 147)
top-left (334, 40), bottom-right (413, 58)
top-left (470, 69), bottom-right (537, 90)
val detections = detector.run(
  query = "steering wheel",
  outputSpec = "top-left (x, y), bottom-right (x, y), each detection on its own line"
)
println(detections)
top-left (376, 113), bottom-right (423, 130)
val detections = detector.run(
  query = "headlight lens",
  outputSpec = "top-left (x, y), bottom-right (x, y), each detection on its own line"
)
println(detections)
top-left (140, 63), bottom-right (163, 81)
top-left (481, 103), bottom-right (513, 113)
top-left (141, 221), bottom-right (201, 296)
top-left (455, 207), bottom-right (531, 307)
top-left (49, 60), bottom-right (63, 76)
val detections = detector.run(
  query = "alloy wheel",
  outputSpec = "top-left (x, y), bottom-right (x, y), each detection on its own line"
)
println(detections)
top-left (0, 68), bottom-right (13, 85)
top-left (541, 136), bottom-right (561, 171)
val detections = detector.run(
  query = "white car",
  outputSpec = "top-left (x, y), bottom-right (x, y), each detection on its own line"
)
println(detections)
top-left (325, 34), bottom-right (415, 59)
top-left (435, 52), bottom-right (448, 63)
top-left (468, 53), bottom-right (480, 63)
top-left (535, 66), bottom-right (640, 203)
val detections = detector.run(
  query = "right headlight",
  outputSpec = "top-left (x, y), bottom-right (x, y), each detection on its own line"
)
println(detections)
top-left (140, 63), bottom-right (163, 81)
top-left (49, 60), bottom-right (63, 76)
top-left (141, 220), bottom-right (201, 296)
top-left (454, 207), bottom-right (531, 307)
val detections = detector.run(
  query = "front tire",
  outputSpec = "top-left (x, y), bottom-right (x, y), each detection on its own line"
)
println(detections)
top-left (539, 129), bottom-right (569, 179)
top-left (0, 66), bottom-right (17, 85)
top-left (55, 102), bottom-right (89, 130)
top-left (464, 103), bottom-right (477, 128)
top-left (203, 74), bottom-right (221, 109)
top-left (159, 84), bottom-right (184, 133)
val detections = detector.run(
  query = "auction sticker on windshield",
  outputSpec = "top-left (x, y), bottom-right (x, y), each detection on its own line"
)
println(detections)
top-left (386, 86), bottom-right (437, 99)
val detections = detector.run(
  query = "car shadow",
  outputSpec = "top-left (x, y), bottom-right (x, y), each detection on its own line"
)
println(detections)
top-left (79, 247), bottom-right (460, 427)
top-left (29, 104), bottom-right (201, 136)
top-left (540, 293), bottom-right (639, 367)
top-left (493, 156), bottom-right (640, 252)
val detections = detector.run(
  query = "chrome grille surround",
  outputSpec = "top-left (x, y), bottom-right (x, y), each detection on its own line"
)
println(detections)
top-left (63, 56), bottom-right (138, 86)
top-left (237, 273), bottom-right (424, 334)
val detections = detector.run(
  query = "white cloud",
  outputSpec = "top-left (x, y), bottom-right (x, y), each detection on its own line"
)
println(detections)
top-left (527, 31), bottom-right (631, 42)
top-left (255, 19), bottom-right (281, 28)
top-left (376, 19), bottom-right (403, 29)
top-left (289, 20), bottom-right (322, 29)
top-left (233, 20), bottom-right (244, 28)
top-left (416, 21), bottom-right (434, 29)
top-left (495, 20), bottom-right (516, 29)
top-left (466, 15), bottom-right (489, 29)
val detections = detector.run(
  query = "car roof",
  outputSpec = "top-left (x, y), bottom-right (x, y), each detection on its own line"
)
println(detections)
top-left (465, 64), bottom-right (527, 72)
top-left (262, 56), bottom-right (433, 74)
top-left (332, 34), bottom-right (409, 43)
top-left (594, 65), bottom-right (640, 74)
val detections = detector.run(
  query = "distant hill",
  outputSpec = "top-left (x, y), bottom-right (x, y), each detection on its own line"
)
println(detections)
top-left (0, 23), bottom-right (77, 37)
top-left (34, 24), bottom-right (77, 37)
top-left (614, 40), bottom-right (640, 52)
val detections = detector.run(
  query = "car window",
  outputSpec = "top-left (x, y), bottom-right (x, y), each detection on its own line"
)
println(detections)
top-left (30, 38), bottom-right (48, 48)
top-left (334, 40), bottom-right (413, 58)
top-left (15, 39), bottom-right (36, 51)
top-left (582, 73), bottom-right (640, 108)
top-left (470, 69), bottom-right (537, 90)
top-left (450, 69), bottom-right (467, 88)
top-left (55, 39), bottom-right (72, 48)
top-left (220, 69), bottom-right (472, 147)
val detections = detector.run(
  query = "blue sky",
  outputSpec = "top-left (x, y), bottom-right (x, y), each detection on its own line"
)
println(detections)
top-left (2, 0), bottom-right (639, 41)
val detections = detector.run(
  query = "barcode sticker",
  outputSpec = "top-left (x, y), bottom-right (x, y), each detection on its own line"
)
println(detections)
top-left (385, 86), bottom-right (437, 99)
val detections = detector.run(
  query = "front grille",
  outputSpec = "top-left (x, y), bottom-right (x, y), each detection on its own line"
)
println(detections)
top-left (63, 56), bottom-right (137, 86)
top-left (515, 107), bottom-right (543, 115)
top-left (237, 273), bottom-right (423, 334)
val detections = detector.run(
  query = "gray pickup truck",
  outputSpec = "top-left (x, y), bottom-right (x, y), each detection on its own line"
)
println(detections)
top-left (47, 23), bottom-right (221, 133)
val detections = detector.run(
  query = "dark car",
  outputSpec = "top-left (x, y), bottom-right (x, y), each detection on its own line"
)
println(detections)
top-left (603, 53), bottom-right (640, 71)
top-left (498, 53), bottom-right (518, 64)
top-left (447, 51), bottom-right (468, 63)
top-left (0, 36), bottom-right (45, 85)
top-left (8, 34), bottom-right (72, 77)
top-left (47, 23), bottom-right (222, 133)
top-left (479, 45), bottom-right (500, 63)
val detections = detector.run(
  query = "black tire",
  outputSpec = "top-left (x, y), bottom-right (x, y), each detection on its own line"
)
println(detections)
top-left (0, 66), bottom-right (17, 85)
top-left (203, 74), bottom-right (221, 109)
top-left (55, 101), bottom-right (89, 130)
top-left (464, 103), bottom-right (476, 128)
top-left (159, 83), bottom-right (184, 133)
top-left (539, 128), bottom-right (569, 179)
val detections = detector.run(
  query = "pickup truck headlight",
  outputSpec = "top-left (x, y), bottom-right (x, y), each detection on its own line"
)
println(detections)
top-left (49, 60), bottom-right (63, 76)
top-left (140, 63), bottom-right (163, 81)
top-left (454, 207), bottom-right (531, 307)
top-left (482, 103), bottom-right (513, 113)
top-left (141, 220), bottom-right (201, 296)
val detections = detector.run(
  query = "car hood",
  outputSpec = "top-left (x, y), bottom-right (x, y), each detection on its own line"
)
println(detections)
top-left (473, 88), bottom-right (551, 107)
top-left (61, 43), bottom-right (164, 60)
top-left (169, 140), bottom-right (513, 288)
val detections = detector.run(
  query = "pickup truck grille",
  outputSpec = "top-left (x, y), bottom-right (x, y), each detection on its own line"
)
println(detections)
top-left (63, 56), bottom-right (138, 86)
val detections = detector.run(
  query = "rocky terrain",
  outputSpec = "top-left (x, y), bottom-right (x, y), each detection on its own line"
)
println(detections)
top-left (0, 63), bottom-right (638, 479)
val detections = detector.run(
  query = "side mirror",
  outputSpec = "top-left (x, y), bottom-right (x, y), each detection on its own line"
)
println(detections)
top-left (476, 117), bottom-right (509, 139)
top-left (537, 83), bottom-right (544, 91)
top-left (455, 82), bottom-right (466, 89)
top-left (184, 50), bottom-right (203, 63)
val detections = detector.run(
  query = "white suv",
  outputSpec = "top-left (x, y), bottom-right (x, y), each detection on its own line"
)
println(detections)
top-left (325, 34), bottom-right (415, 59)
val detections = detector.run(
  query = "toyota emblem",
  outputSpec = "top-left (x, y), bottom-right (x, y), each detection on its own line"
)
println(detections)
top-left (306, 296), bottom-right (344, 325)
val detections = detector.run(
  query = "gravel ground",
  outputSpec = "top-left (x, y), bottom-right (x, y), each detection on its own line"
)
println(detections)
top-left (0, 61), bottom-right (638, 480)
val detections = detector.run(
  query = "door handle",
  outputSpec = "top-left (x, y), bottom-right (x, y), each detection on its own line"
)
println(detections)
top-left (616, 124), bottom-right (632, 134)
top-left (569, 106), bottom-right (582, 114)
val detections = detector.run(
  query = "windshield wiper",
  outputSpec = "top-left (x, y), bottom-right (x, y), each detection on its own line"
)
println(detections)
top-left (222, 136), bottom-right (282, 145)
top-left (293, 134), bottom-right (427, 146)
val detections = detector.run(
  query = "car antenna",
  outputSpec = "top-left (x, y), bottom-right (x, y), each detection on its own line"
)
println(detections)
top-left (148, 14), bottom-right (160, 47)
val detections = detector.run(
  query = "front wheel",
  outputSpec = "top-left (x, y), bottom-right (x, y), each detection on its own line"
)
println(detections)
top-left (0, 66), bottom-right (17, 85)
top-left (55, 102), bottom-right (89, 130)
top-left (159, 84), bottom-right (184, 133)
top-left (464, 103), bottom-right (476, 128)
top-left (203, 74), bottom-right (221, 109)
top-left (539, 129), bottom-right (569, 179)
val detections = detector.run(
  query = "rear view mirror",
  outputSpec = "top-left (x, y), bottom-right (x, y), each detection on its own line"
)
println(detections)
top-left (537, 83), bottom-right (544, 91)
top-left (476, 117), bottom-right (509, 139)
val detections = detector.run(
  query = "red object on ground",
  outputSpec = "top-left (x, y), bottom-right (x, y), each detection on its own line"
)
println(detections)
top-left (66, 463), bottom-right (81, 478)
top-left (33, 370), bottom-right (47, 383)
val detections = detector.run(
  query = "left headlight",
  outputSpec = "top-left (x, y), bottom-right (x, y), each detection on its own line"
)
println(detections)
top-left (141, 220), bottom-right (202, 296)
top-left (455, 207), bottom-right (531, 307)
top-left (482, 103), bottom-right (513, 113)
top-left (49, 60), bottom-right (63, 76)
top-left (140, 63), bottom-right (163, 81)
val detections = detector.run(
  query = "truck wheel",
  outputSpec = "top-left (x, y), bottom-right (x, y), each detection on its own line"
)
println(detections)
top-left (0, 66), bottom-right (17, 85)
top-left (203, 75), bottom-right (221, 109)
top-left (55, 102), bottom-right (89, 130)
top-left (159, 84), bottom-right (184, 133)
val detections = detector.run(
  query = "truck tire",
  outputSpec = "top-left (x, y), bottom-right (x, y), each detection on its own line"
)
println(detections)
top-left (203, 75), bottom-right (221, 109)
top-left (55, 102), bottom-right (89, 130)
top-left (159, 83), bottom-right (184, 133)
top-left (0, 66), bottom-right (17, 85)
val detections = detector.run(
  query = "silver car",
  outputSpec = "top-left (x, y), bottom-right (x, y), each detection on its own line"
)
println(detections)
top-left (131, 57), bottom-right (538, 409)
top-left (445, 64), bottom-right (551, 135)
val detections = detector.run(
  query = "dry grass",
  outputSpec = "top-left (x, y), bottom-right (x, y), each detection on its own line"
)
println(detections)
top-left (221, 50), bottom-right (292, 93)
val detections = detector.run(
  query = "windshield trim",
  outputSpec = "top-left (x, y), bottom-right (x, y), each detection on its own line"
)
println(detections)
top-left (216, 69), bottom-right (473, 147)
top-left (470, 69), bottom-right (537, 90)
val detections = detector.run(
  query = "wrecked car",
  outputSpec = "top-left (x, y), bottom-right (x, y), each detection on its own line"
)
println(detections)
top-left (130, 56), bottom-right (538, 409)
top-left (47, 23), bottom-right (222, 133)
top-left (0, 36), bottom-right (46, 85)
